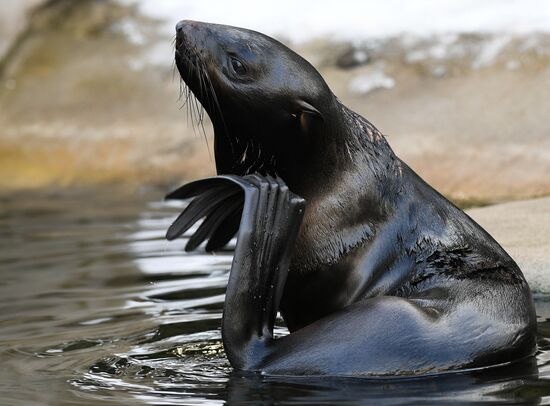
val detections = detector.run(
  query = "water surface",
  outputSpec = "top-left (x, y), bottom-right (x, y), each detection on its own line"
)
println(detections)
top-left (1, 188), bottom-right (549, 405)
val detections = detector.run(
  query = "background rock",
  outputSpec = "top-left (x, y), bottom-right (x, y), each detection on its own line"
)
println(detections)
top-left (467, 197), bottom-right (550, 295)
top-left (0, 0), bottom-right (549, 207)
top-left (0, 0), bottom-right (212, 190)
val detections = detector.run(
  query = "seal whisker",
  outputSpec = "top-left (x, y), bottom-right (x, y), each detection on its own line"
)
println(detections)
top-left (239, 142), bottom-right (249, 165)
top-left (196, 71), bottom-right (212, 157)
top-left (184, 84), bottom-right (191, 122)
top-left (187, 87), bottom-right (196, 130)
top-left (203, 69), bottom-right (237, 162)
top-left (190, 93), bottom-right (199, 133)
top-left (171, 59), bottom-right (178, 84)
top-left (188, 54), bottom-right (201, 132)
top-left (197, 67), bottom-right (207, 125)
top-left (192, 55), bottom-right (207, 138)
top-left (197, 61), bottom-right (213, 117)
top-left (178, 76), bottom-right (184, 99)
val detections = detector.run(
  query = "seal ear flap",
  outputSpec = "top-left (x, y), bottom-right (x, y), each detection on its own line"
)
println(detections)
top-left (293, 99), bottom-right (324, 135)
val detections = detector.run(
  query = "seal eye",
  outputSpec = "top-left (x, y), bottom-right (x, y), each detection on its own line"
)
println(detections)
top-left (230, 57), bottom-right (246, 76)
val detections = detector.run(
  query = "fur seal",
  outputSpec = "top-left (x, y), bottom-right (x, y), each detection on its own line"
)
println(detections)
top-left (166, 20), bottom-right (536, 376)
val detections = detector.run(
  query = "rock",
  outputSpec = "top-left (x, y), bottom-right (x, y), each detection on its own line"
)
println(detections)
top-left (326, 55), bottom-right (550, 205)
top-left (0, 0), bottom-right (214, 190)
top-left (349, 66), bottom-right (395, 95)
top-left (0, 0), bottom-right (550, 205)
top-left (336, 46), bottom-right (369, 69)
top-left (467, 197), bottom-right (550, 295)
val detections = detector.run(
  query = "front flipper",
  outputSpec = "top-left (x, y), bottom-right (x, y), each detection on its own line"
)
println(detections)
top-left (220, 175), bottom-right (305, 370)
top-left (165, 174), bottom-right (306, 370)
top-left (165, 176), bottom-right (252, 251)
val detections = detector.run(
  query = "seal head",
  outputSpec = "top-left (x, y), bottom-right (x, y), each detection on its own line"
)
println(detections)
top-left (175, 20), bottom-right (353, 194)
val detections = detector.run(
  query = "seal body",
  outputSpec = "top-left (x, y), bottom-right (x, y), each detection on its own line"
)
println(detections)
top-left (169, 20), bottom-right (537, 376)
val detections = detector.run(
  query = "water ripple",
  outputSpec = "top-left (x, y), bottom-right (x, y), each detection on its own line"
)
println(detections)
top-left (1, 189), bottom-right (549, 405)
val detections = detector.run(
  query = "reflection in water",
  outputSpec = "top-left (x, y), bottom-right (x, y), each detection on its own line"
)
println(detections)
top-left (0, 189), bottom-right (549, 405)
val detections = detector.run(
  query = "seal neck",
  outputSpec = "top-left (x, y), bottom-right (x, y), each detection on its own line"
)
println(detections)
top-left (292, 100), bottom-right (403, 202)
top-left (288, 102), bottom-right (406, 271)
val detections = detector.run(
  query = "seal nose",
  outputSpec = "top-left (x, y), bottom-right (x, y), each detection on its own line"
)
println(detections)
top-left (176, 20), bottom-right (199, 33)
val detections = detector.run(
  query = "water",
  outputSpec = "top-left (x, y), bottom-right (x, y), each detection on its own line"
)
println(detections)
top-left (1, 188), bottom-right (550, 405)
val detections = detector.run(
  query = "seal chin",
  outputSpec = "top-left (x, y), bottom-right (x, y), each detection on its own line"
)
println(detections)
top-left (174, 21), bottom-right (275, 176)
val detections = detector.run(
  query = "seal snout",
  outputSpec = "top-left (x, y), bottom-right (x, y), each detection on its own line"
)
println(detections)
top-left (175, 20), bottom-right (193, 43)
top-left (175, 20), bottom-right (206, 54)
top-left (176, 20), bottom-right (206, 40)
top-left (175, 20), bottom-right (196, 57)
top-left (176, 20), bottom-right (198, 33)
top-left (175, 20), bottom-right (186, 33)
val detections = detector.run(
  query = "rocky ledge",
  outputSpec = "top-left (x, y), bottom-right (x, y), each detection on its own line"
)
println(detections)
top-left (468, 196), bottom-right (550, 295)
